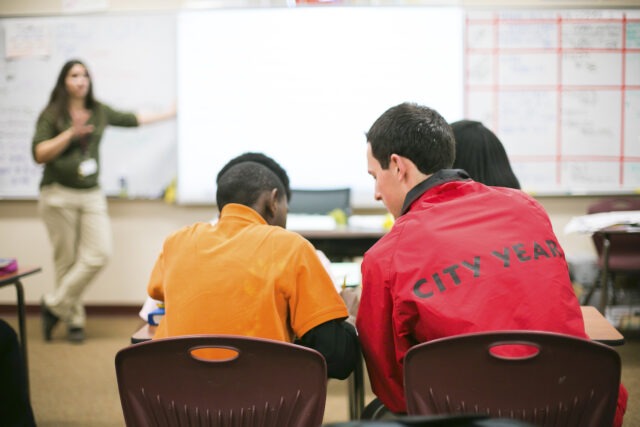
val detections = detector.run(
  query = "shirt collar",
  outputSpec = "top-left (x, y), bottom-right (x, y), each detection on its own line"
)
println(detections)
top-left (400, 169), bottom-right (471, 216)
top-left (218, 203), bottom-right (267, 225)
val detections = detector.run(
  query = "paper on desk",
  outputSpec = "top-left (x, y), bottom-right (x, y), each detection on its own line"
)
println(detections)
top-left (315, 250), bottom-right (362, 293)
top-left (138, 296), bottom-right (163, 322)
top-left (564, 210), bottom-right (640, 234)
top-left (287, 214), bottom-right (336, 231)
top-left (348, 215), bottom-right (387, 230)
top-left (330, 262), bottom-right (362, 290)
top-left (323, 256), bottom-right (361, 325)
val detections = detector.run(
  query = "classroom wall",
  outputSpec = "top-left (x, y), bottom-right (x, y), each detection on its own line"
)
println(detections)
top-left (0, 196), bottom-right (606, 306)
top-left (1, 0), bottom-right (637, 306)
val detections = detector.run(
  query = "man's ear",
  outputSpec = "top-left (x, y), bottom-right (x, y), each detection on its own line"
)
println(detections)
top-left (391, 153), bottom-right (428, 188)
top-left (390, 153), bottom-right (408, 181)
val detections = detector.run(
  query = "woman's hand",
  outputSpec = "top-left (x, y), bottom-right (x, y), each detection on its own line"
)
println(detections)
top-left (69, 108), bottom-right (94, 140)
top-left (69, 122), bottom-right (94, 140)
top-left (33, 124), bottom-right (93, 164)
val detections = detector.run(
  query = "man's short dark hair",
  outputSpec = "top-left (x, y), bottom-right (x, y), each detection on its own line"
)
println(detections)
top-left (366, 102), bottom-right (455, 174)
top-left (216, 152), bottom-right (291, 201)
top-left (216, 161), bottom-right (287, 210)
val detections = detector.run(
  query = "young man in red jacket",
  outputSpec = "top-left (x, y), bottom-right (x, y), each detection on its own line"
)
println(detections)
top-left (355, 102), bottom-right (627, 426)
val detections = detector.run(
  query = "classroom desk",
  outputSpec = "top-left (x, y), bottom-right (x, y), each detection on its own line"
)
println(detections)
top-left (0, 265), bottom-right (42, 396)
top-left (131, 323), bottom-right (156, 344)
top-left (593, 224), bottom-right (640, 314)
top-left (130, 305), bottom-right (621, 420)
top-left (580, 305), bottom-right (625, 346)
top-left (296, 228), bottom-right (386, 261)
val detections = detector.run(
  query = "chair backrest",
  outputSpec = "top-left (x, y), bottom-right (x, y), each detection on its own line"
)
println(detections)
top-left (587, 197), bottom-right (640, 271)
top-left (115, 335), bottom-right (327, 427)
top-left (403, 331), bottom-right (621, 427)
top-left (288, 188), bottom-right (351, 216)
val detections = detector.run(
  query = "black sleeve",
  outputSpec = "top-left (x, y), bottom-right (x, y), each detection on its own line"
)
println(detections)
top-left (298, 319), bottom-right (359, 380)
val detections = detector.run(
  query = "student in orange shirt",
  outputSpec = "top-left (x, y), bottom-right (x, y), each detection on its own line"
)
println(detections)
top-left (147, 153), bottom-right (357, 379)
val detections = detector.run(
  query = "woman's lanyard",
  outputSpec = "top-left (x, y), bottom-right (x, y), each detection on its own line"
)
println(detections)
top-left (76, 134), bottom-right (97, 178)
top-left (77, 135), bottom-right (90, 158)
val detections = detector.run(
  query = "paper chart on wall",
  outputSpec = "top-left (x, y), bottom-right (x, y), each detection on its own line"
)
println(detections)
top-left (464, 9), bottom-right (640, 195)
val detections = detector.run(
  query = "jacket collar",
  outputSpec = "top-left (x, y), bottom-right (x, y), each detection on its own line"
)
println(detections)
top-left (400, 169), bottom-right (471, 216)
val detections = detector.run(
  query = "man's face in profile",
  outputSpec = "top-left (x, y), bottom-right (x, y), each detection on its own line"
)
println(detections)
top-left (367, 143), bottom-right (404, 219)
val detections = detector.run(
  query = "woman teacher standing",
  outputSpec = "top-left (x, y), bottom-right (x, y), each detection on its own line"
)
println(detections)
top-left (32, 59), bottom-right (175, 343)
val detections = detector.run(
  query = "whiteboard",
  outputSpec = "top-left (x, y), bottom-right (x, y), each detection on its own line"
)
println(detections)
top-left (176, 7), bottom-right (464, 207)
top-left (464, 9), bottom-right (640, 195)
top-left (0, 13), bottom-right (176, 199)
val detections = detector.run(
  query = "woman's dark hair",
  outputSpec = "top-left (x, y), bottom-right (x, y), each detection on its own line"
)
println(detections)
top-left (45, 59), bottom-right (96, 129)
top-left (451, 120), bottom-right (521, 189)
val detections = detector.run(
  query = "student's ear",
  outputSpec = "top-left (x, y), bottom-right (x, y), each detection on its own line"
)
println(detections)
top-left (264, 188), bottom-right (279, 223)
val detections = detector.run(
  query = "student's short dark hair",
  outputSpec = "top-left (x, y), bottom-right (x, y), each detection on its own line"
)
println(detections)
top-left (216, 161), bottom-right (287, 210)
top-left (216, 152), bottom-right (291, 201)
top-left (366, 102), bottom-right (455, 174)
top-left (451, 120), bottom-right (521, 189)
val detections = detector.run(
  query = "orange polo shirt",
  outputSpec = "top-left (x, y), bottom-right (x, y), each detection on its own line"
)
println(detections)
top-left (147, 203), bottom-right (348, 342)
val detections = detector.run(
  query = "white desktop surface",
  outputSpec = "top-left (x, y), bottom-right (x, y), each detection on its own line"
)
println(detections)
top-left (564, 210), bottom-right (640, 234)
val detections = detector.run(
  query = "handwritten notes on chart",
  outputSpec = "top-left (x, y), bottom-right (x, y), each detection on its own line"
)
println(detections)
top-left (464, 10), bottom-right (640, 195)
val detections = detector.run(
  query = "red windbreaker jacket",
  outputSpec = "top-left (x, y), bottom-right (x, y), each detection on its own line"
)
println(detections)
top-left (356, 170), bottom-right (623, 418)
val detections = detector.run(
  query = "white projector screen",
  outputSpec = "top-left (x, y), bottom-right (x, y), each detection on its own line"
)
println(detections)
top-left (177, 6), bottom-right (463, 207)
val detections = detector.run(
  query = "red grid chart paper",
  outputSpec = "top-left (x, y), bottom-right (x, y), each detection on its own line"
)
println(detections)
top-left (464, 10), bottom-right (640, 195)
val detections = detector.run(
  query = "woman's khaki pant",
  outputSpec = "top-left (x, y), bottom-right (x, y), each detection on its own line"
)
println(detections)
top-left (39, 184), bottom-right (112, 328)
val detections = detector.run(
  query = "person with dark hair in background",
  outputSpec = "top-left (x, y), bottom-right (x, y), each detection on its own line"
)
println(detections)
top-left (356, 102), bottom-right (627, 425)
top-left (0, 319), bottom-right (36, 426)
top-left (451, 120), bottom-right (520, 189)
top-left (147, 152), bottom-right (357, 379)
top-left (32, 59), bottom-right (175, 343)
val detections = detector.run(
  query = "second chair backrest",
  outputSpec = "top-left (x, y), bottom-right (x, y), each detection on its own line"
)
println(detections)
top-left (403, 331), bottom-right (621, 427)
top-left (115, 335), bottom-right (327, 427)
top-left (288, 188), bottom-right (351, 216)
top-left (587, 197), bottom-right (640, 271)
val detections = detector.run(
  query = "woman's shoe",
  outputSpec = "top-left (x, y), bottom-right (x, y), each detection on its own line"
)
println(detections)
top-left (67, 327), bottom-right (85, 344)
top-left (41, 299), bottom-right (59, 341)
